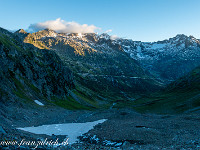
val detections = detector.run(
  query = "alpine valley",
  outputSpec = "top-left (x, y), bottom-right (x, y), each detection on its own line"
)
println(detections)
top-left (1, 27), bottom-right (200, 149)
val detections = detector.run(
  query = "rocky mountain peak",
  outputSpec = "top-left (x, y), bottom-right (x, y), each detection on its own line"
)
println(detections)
top-left (83, 33), bottom-right (99, 42)
top-left (14, 29), bottom-right (28, 39)
top-left (174, 34), bottom-right (188, 39)
top-left (100, 33), bottom-right (110, 40)
top-left (168, 34), bottom-right (188, 43)
top-left (166, 34), bottom-right (200, 47)
top-left (38, 29), bottom-right (57, 37)
top-left (15, 29), bottom-right (27, 34)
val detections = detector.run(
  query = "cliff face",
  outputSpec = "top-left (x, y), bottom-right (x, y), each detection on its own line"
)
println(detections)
top-left (0, 28), bottom-right (74, 105)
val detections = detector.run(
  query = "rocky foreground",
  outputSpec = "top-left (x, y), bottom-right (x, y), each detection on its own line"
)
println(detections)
top-left (0, 107), bottom-right (200, 150)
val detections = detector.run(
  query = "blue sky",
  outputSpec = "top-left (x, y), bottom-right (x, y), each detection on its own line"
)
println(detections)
top-left (0, 0), bottom-right (200, 42)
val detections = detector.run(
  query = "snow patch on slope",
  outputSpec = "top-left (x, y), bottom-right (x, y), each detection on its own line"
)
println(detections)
top-left (34, 100), bottom-right (44, 106)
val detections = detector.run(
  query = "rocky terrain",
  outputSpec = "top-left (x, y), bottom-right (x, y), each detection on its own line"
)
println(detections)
top-left (1, 27), bottom-right (200, 149)
top-left (1, 108), bottom-right (200, 149)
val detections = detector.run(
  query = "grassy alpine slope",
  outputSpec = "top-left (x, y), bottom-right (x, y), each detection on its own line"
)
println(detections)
top-left (131, 67), bottom-right (200, 114)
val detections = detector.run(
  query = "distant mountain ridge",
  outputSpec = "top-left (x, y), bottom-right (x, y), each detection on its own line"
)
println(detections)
top-left (16, 29), bottom-right (200, 83)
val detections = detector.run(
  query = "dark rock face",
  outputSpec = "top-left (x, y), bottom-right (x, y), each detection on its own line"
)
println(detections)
top-left (0, 27), bottom-right (74, 103)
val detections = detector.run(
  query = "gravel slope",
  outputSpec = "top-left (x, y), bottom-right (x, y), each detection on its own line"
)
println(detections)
top-left (1, 105), bottom-right (200, 149)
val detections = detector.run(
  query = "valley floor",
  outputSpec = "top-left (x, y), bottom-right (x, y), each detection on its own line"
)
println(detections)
top-left (1, 105), bottom-right (200, 149)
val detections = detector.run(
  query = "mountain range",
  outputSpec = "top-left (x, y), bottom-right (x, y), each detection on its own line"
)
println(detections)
top-left (18, 29), bottom-right (200, 82)
top-left (0, 27), bottom-right (200, 113)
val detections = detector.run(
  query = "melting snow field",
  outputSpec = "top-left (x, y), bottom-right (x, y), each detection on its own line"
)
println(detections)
top-left (17, 119), bottom-right (107, 144)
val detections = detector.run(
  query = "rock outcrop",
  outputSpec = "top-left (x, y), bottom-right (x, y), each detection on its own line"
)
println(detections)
top-left (0, 27), bottom-right (74, 104)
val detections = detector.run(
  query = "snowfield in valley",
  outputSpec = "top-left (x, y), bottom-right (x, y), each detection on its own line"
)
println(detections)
top-left (17, 119), bottom-right (107, 144)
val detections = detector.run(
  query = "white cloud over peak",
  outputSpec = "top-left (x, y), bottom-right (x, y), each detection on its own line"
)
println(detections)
top-left (105, 29), bottom-right (112, 33)
top-left (28, 18), bottom-right (100, 33)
